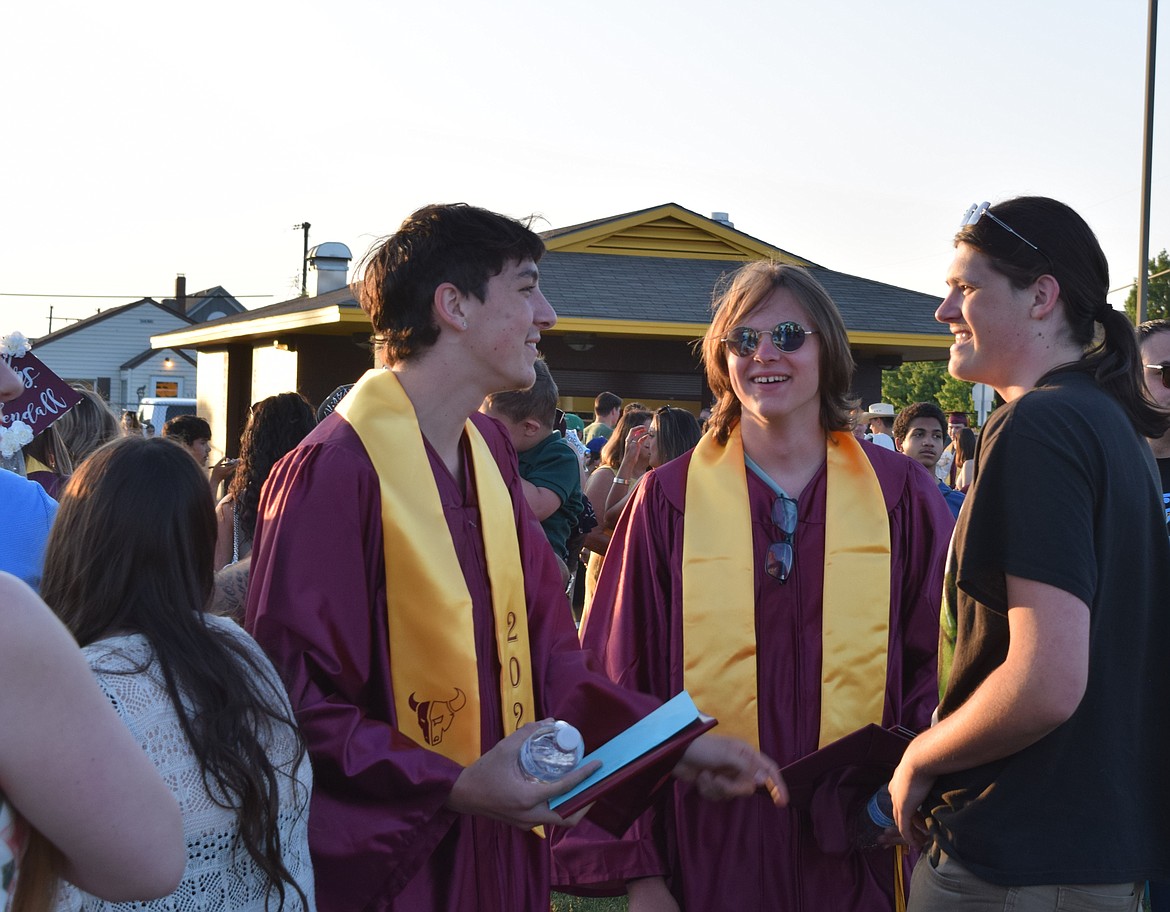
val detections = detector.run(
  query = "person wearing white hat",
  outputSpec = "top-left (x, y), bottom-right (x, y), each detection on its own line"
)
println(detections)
top-left (864, 402), bottom-right (897, 450)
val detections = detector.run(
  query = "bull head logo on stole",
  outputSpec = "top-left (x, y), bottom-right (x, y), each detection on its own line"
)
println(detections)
top-left (408, 688), bottom-right (467, 747)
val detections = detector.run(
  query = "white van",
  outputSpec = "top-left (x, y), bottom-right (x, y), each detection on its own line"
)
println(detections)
top-left (137, 397), bottom-right (198, 431)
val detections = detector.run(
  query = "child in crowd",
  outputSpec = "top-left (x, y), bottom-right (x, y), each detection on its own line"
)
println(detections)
top-left (481, 358), bottom-right (584, 586)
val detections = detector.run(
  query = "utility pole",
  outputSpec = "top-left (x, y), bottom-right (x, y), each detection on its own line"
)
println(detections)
top-left (294, 222), bottom-right (311, 296)
top-left (1138, 0), bottom-right (1158, 324)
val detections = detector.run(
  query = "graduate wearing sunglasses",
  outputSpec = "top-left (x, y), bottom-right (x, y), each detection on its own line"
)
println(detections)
top-left (554, 262), bottom-right (952, 911)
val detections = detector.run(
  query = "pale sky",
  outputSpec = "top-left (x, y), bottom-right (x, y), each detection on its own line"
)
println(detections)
top-left (3, 0), bottom-right (1166, 340)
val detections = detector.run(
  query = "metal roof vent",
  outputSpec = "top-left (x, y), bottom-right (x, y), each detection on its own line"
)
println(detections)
top-left (307, 242), bottom-right (353, 296)
top-left (711, 212), bottom-right (734, 228)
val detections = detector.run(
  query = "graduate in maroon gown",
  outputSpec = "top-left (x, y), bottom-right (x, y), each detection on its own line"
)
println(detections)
top-left (552, 262), bottom-right (952, 911)
top-left (245, 204), bottom-right (784, 912)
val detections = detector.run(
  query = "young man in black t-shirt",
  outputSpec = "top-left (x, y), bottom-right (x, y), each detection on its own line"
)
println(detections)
top-left (890, 198), bottom-right (1170, 910)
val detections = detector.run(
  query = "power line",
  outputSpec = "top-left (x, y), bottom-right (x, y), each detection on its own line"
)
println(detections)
top-left (0, 292), bottom-right (273, 299)
top-left (1108, 266), bottom-right (1170, 295)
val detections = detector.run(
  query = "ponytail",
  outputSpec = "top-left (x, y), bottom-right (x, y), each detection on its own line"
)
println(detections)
top-left (1092, 307), bottom-right (1170, 439)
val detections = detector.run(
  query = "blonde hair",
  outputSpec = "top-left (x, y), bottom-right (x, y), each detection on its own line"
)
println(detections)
top-left (11, 829), bottom-right (61, 912)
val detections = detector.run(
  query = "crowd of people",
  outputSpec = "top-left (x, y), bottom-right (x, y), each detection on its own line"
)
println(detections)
top-left (1, 196), bottom-right (1168, 912)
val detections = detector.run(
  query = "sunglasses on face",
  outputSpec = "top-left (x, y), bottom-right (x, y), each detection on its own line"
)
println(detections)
top-left (721, 321), bottom-right (818, 358)
top-left (766, 494), bottom-right (798, 584)
top-left (1145, 363), bottom-right (1170, 390)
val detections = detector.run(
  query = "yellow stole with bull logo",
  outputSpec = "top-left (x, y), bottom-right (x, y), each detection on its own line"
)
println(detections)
top-left (336, 369), bottom-right (535, 767)
top-left (682, 425), bottom-right (891, 749)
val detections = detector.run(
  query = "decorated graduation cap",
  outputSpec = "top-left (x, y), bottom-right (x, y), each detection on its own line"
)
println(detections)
top-left (0, 331), bottom-right (83, 458)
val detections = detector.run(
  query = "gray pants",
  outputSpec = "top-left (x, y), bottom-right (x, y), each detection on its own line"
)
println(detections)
top-left (907, 849), bottom-right (1141, 912)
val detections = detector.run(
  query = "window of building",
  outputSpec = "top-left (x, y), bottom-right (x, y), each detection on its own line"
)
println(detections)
top-left (151, 378), bottom-right (181, 397)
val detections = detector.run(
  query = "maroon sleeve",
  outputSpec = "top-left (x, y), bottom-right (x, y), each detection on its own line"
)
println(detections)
top-left (579, 471), bottom-right (679, 699)
top-left (880, 453), bottom-right (954, 732)
top-left (551, 469), bottom-right (681, 891)
top-left (244, 431), bottom-right (463, 904)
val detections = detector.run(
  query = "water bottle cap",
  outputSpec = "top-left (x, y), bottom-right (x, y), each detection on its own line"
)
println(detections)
top-left (867, 790), bottom-right (896, 829)
top-left (554, 722), bottom-right (583, 753)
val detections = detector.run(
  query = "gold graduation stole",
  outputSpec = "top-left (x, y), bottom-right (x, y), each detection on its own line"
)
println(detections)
top-left (24, 456), bottom-right (52, 474)
top-left (682, 425), bottom-right (891, 748)
top-left (336, 370), bottom-right (535, 766)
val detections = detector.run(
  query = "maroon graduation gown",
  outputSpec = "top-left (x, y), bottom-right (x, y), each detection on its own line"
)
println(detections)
top-left (245, 411), bottom-right (651, 912)
top-left (551, 441), bottom-right (953, 911)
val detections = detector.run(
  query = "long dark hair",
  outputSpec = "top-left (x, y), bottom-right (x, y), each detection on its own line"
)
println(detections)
top-left (955, 427), bottom-right (977, 468)
top-left (40, 436), bottom-right (308, 909)
top-left (956, 196), bottom-right (1169, 439)
top-left (226, 393), bottom-right (316, 546)
top-left (651, 406), bottom-right (702, 466)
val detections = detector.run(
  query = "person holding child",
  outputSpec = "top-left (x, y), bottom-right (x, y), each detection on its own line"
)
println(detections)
top-left (481, 358), bottom-right (583, 587)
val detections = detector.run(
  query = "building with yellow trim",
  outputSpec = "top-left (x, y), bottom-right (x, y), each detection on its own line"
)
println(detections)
top-left (152, 204), bottom-right (949, 455)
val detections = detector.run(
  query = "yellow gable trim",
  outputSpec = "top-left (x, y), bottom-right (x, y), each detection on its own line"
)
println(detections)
top-left (544, 204), bottom-right (810, 264)
top-left (847, 331), bottom-right (954, 349)
top-left (552, 317), bottom-right (711, 339)
top-left (551, 320), bottom-right (953, 350)
top-left (151, 306), bottom-right (368, 348)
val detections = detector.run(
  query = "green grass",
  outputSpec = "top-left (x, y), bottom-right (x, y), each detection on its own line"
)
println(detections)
top-left (550, 891), bottom-right (627, 912)
top-left (553, 886), bottom-right (1153, 910)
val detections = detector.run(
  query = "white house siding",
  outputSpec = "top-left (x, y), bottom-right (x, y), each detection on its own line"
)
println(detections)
top-left (32, 303), bottom-right (197, 414)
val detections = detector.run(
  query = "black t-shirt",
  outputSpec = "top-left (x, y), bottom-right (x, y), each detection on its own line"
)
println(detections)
top-left (931, 370), bottom-right (1170, 886)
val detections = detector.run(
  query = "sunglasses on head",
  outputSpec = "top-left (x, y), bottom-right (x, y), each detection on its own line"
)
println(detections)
top-left (960, 201), bottom-right (1055, 271)
top-left (721, 321), bottom-right (818, 358)
top-left (1145, 363), bottom-right (1170, 390)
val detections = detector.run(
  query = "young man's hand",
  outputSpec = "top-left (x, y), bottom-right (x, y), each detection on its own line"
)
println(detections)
top-left (673, 734), bottom-right (786, 805)
top-left (445, 721), bottom-right (600, 829)
top-left (888, 743), bottom-right (934, 848)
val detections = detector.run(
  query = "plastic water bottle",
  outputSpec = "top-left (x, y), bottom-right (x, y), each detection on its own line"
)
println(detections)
top-left (853, 785), bottom-right (896, 850)
top-left (563, 429), bottom-right (587, 458)
top-left (518, 720), bottom-right (584, 782)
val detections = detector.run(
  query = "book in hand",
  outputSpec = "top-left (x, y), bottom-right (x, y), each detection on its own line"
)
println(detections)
top-left (549, 691), bottom-right (716, 836)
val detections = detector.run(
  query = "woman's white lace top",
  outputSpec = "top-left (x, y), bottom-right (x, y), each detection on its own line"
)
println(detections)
top-left (56, 614), bottom-right (316, 911)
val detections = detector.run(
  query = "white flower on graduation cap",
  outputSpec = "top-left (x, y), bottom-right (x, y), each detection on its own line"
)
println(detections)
top-left (0, 331), bottom-right (31, 358)
top-left (0, 420), bottom-right (33, 457)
